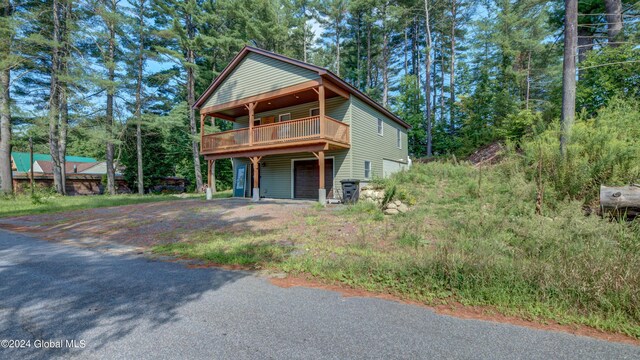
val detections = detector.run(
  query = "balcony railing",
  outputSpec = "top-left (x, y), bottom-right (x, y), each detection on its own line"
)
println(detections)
top-left (201, 116), bottom-right (350, 154)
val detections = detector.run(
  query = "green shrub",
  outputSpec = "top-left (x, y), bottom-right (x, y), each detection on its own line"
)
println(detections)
top-left (521, 97), bottom-right (640, 203)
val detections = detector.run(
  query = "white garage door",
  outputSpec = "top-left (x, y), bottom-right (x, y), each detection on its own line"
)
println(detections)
top-left (383, 159), bottom-right (407, 178)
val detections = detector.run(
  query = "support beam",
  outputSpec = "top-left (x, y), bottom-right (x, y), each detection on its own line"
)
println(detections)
top-left (207, 160), bottom-right (212, 188)
top-left (318, 150), bottom-right (326, 205)
top-left (200, 113), bottom-right (205, 153)
top-left (318, 84), bottom-right (325, 138)
top-left (323, 80), bottom-right (349, 99)
top-left (249, 156), bottom-right (262, 202)
top-left (209, 112), bottom-right (236, 122)
top-left (246, 102), bottom-right (257, 146)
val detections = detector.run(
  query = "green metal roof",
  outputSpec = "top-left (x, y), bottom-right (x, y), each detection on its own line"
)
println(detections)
top-left (11, 152), bottom-right (98, 173)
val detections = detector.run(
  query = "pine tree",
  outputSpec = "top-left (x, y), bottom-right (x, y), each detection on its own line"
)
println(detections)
top-left (0, 0), bottom-right (13, 194)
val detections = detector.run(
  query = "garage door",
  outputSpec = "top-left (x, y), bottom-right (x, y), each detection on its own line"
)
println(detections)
top-left (294, 159), bottom-right (334, 199)
top-left (383, 159), bottom-right (406, 178)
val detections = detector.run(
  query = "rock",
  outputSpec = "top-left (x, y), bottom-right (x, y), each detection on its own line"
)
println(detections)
top-left (386, 202), bottom-right (397, 209)
top-left (394, 200), bottom-right (402, 206)
top-left (397, 204), bottom-right (409, 213)
top-left (384, 208), bottom-right (399, 215)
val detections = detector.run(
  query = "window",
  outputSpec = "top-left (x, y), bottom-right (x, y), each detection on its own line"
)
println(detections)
top-left (377, 118), bottom-right (383, 136)
top-left (253, 117), bottom-right (261, 126)
top-left (396, 128), bottom-right (401, 149)
top-left (364, 161), bottom-right (371, 179)
top-left (279, 113), bottom-right (291, 122)
top-left (309, 107), bottom-right (320, 116)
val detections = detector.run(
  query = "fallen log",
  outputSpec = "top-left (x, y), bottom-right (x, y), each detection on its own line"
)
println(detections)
top-left (600, 185), bottom-right (640, 219)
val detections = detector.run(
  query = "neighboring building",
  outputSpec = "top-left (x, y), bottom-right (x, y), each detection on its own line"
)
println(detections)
top-left (10, 152), bottom-right (129, 195)
top-left (194, 46), bottom-right (411, 203)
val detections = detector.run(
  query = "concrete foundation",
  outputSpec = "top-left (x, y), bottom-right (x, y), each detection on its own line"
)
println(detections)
top-left (252, 188), bottom-right (260, 202)
top-left (318, 188), bottom-right (326, 206)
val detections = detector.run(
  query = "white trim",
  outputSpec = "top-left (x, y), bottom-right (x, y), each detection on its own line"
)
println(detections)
top-left (377, 118), bottom-right (384, 136)
top-left (290, 156), bottom-right (336, 199)
top-left (309, 107), bottom-right (320, 116)
top-left (279, 113), bottom-right (291, 122)
top-left (364, 160), bottom-right (372, 179)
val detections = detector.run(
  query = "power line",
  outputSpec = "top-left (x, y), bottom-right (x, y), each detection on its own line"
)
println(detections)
top-left (578, 60), bottom-right (640, 70)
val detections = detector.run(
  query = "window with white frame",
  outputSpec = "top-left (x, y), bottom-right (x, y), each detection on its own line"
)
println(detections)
top-left (364, 161), bottom-right (371, 179)
top-left (396, 128), bottom-right (401, 149)
top-left (377, 118), bottom-right (383, 136)
top-left (309, 108), bottom-right (320, 116)
top-left (279, 113), bottom-right (291, 122)
top-left (253, 117), bottom-right (261, 126)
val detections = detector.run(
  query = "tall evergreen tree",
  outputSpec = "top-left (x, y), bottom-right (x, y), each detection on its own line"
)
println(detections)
top-left (0, 0), bottom-right (14, 194)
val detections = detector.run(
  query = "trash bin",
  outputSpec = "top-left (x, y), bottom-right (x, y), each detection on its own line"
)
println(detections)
top-left (340, 179), bottom-right (361, 203)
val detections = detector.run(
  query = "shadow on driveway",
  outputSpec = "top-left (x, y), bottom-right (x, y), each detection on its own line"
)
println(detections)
top-left (0, 230), bottom-right (247, 359)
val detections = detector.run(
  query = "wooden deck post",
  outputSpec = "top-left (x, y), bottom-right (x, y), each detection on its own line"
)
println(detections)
top-left (318, 150), bottom-right (326, 205)
top-left (207, 160), bottom-right (212, 188)
top-left (246, 102), bottom-right (257, 146)
top-left (249, 156), bottom-right (261, 202)
top-left (318, 84), bottom-right (325, 138)
top-left (200, 113), bottom-right (205, 152)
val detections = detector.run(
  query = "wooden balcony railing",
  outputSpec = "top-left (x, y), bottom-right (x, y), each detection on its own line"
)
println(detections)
top-left (201, 116), bottom-right (350, 154)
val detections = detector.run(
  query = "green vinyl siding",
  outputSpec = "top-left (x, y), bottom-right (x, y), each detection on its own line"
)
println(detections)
top-left (259, 150), bottom-right (350, 199)
top-left (232, 150), bottom-right (350, 199)
top-left (203, 52), bottom-right (319, 108)
top-left (349, 96), bottom-right (408, 181)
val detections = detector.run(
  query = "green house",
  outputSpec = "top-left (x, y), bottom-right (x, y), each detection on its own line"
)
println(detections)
top-left (194, 46), bottom-right (411, 203)
top-left (11, 152), bottom-right (98, 173)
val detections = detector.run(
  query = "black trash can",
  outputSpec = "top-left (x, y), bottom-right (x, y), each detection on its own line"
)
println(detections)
top-left (340, 179), bottom-right (361, 203)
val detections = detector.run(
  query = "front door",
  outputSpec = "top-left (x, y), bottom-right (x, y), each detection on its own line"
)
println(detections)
top-left (293, 159), bottom-right (334, 199)
top-left (233, 164), bottom-right (246, 197)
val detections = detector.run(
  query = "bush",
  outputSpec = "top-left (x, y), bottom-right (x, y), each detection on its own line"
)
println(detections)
top-left (521, 97), bottom-right (640, 203)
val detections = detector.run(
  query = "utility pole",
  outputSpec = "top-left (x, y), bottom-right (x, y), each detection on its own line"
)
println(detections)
top-left (560, 0), bottom-right (577, 157)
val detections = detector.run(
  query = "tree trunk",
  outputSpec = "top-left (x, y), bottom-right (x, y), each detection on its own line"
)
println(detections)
top-left (366, 22), bottom-right (371, 89)
top-left (335, 21), bottom-right (341, 77)
top-left (0, 0), bottom-right (12, 195)
top-left (449, 0), bottom-right (456, 134)
top-left (424, 0), bottom-right (432, 157)
top-left (186, 14), bottom-right (203, 192)
top-left (380, 3), bottom-right (388, 108)
top-left (58, 0), bottom-right (72, 195)
top-left (135, 0), bottom-right (145, 195)
top-left (105, 0), bottom-right (117, 195)
top-left (439, 43), bottom-right (445, 124)
top-left (49, 0), bottom-right (63, 194)
top-left (560, 0), bottom-right (577, 157)
top-left (525, 51), bottom-right (531, 110)
top-left (604, 0), bottom-right (623, 45)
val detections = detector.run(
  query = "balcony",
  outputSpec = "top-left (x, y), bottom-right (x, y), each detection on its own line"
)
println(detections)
top-left (201, 115), bottom-right (350, 156)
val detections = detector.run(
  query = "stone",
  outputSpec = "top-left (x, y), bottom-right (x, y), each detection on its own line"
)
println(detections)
top-left (384, 208), bottom-right (399, 215)
top-left (394, 200), bottom-right (402, 206)
top-left (397, 204), bottom-right (409, 213)
top-left (386, 202), bottom-right (397, 209)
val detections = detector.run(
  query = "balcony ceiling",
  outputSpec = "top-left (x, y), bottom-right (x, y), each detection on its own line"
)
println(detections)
top-left (217, 87), bottom-right (343, 119)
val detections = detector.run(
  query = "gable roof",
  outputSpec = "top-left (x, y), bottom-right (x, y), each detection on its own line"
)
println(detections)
top-left (194, 46), bottom-right (411, 129)
top-left (11, 152), bottom-right (98, 173)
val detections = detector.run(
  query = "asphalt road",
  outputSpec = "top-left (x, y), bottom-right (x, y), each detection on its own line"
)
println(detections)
top-left (0, 230), bottom-right (638, 359)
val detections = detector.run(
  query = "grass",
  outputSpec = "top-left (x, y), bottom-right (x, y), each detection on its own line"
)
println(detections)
top-left (0, 190), bottom-right (232, 218)
top-left (152, 161), bottom-right (640, 338)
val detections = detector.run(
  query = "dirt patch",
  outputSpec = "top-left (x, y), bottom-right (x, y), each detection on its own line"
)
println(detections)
top-left (0, 198), bottom-right (324, 248)
top-left (269, 274), bottom-right (640, 347)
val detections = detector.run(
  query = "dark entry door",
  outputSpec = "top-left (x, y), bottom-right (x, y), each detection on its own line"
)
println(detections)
top-left (294, 159), bottom-right (334, 199)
